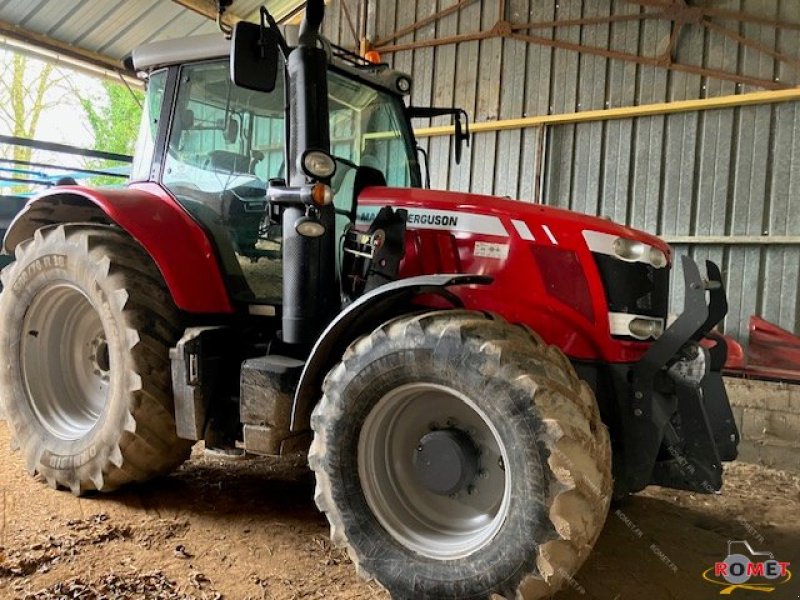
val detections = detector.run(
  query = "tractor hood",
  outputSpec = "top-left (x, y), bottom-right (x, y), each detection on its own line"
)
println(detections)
top-left (357, 186), bottom-right (671, 258)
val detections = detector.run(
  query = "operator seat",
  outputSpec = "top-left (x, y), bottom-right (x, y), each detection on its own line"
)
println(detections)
top-left (207, 150), bottom-right (252, 174)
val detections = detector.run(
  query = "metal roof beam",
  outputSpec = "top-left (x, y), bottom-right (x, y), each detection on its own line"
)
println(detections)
top-left (0, 17), bottom-right (128, 75)
top-left (170, 0), bottom-right (241, 28)
top-left (170, 0), bottom-right (308, 26)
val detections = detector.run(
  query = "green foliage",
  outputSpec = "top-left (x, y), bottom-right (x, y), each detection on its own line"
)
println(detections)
top-left (80, 81), bottom-right (143, 186)
top-left (0, 51), bottom-right (59, 193)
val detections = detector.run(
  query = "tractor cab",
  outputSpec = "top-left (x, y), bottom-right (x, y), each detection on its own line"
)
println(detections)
top-left (131, 30), bottom-right (421, 311)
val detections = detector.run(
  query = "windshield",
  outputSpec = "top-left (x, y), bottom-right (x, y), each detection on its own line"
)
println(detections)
top-left (327, 68), bottom-right (420, 196)
top-left (161, 59), bottom-right (418, 303)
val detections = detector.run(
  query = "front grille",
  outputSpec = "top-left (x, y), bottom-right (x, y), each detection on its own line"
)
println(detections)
top-left (592, 253), bottom-right (669, 319)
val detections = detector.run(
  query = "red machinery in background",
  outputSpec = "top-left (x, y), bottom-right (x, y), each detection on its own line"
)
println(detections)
top-left (714, 316), bottom-right (800, 382)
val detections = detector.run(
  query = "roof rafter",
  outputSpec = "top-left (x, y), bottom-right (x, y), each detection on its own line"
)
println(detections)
top-left (0, 17), bottom-right (129, 76)
top-left (169, 0), bottom-right (242, 28)
top-left (373, 0), bottom-right (800, 91)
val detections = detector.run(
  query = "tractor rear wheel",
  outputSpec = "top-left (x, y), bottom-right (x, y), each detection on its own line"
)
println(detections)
top-left (0, 225), bottom-right (192, 494)
top-left (309, 310), bottom-right (612, 599)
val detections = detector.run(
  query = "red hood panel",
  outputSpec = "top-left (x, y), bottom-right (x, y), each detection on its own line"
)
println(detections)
top-left (357, 186), bottom-right (667, 363)
top-left (357, 186), bottom-right (670, 255)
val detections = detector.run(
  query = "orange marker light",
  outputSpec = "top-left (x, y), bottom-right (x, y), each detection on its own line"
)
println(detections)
top-left (311, 183), bottom-right (333, 206)
top-left (364, 50), bottom-right (382, 64)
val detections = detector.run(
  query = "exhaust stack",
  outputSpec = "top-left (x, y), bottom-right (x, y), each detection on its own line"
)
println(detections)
top-left (281, 0), bottom-right (338, 346)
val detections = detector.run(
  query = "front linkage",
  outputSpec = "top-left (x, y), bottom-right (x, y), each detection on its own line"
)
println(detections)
top-left (611, 257), bottom-right (738, 495)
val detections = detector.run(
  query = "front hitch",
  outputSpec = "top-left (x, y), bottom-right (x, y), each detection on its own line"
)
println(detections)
top-left (616, 256), bottom-right (738, 494)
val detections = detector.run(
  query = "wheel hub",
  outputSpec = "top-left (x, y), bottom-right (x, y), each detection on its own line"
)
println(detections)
top-left (413, 429), bottom-right (479, 496)
top-left (21, 283), bottom-right (111, 441)
top-left (358, 382), bottom-right (510, 560)
top-left (90, 335), bottom-right (111, 377)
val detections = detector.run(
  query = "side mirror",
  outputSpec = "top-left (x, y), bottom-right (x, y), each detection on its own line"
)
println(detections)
top-left (230, 20), bottom-right (279, 93)
top-left (407, 106), bottom-right (471, 165)
top-left (416, 145), bottom-right (431, 188)
top-left (223, 116), bottom-right (239, 144)
top-left (453, 110), bottom-right (471, 165)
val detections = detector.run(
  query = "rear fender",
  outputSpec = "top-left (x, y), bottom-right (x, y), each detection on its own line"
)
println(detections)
top-left (290, 274), bottom-right (491, 433)
top-left (3, 184), bottom-right (233, 314)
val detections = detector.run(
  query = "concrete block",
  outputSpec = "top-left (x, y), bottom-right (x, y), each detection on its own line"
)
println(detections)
top-left (724, 377), bottom-right (800, 414)
top-left (731, 404), bottom-right (744, 435)
top-left (243, 424), bottom-right (283, 456)
top-left (735, 440), bottom-right (762, 465)
top-left (724, 377), bottom-right (800, 472)
top-left (737, 439), bottom-right (800, 472)
top-left (741, 407), bottom-right (768, 441)
top-left (240, 356), bottom-right (303, 430)
top-left (725, 379), bottom-right (767, 410)
top-left (765, 410), bottom-right (800, 446)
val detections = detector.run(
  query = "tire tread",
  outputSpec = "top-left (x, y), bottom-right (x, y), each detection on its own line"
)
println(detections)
top-left (310, 310), bottom-right (612, 599)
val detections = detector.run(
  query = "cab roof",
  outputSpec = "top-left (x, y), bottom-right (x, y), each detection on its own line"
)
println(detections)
top-left (131, 30), bottom-right (412, 98)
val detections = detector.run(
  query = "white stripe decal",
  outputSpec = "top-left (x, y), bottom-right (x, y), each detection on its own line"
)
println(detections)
top-left (357, 207), bottom-right (508, 237)
top-left (542, 224), bottom-right (558, 245)
top-left (512, 219), bottom-right (536, 241)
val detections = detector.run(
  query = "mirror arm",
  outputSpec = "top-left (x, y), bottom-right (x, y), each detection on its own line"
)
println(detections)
top-left (408, 106), bottom-right (471, 143)
top-left (457, 109), bottom-right (471, 145)
top-left (216, 0), bottom-right (234, 37)
top-left (260, 6), bottom-right (291, 58)
top-left (407, 106), bottom-right (459, 119)
top-left (416, 145), bottom-right (431, 189)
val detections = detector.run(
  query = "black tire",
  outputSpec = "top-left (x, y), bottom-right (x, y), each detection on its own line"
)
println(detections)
top-left (0, 224), bottom-right (192, 494)
top-left (309, 310), bottom-right (612, 599)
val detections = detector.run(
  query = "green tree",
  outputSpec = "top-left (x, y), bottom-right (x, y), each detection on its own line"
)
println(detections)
top-left (80, 81), bottom-right (143, 186)
top-left (0, 51), bottom-right (60, 188)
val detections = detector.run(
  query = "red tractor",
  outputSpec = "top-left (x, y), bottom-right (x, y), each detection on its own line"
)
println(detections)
top-left (0, 2), bottom-right (737, 598)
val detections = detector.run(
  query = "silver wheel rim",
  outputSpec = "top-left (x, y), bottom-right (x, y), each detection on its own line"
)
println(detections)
top-left (358, 382), bottom-right (510, 560)
top-left (21, 282), bottom-right (111, 441)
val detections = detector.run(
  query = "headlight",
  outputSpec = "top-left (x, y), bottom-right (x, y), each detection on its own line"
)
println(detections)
top-left (396, 76), bottom-right (412, 93)
top-left (301, 150), bottom-right (336, 179)
top-left (628, 317), bottom-right (664, 340)
top-left (609, 312), bottom-right (665, 340)
top-left (583, 231), bottom-right (669, 269)
top-left (612, 238), bottom-right (646, 261)
top-left (649, 247), bottom-right (668, 268)
top-left (295, 215), bottom-right (326, 238)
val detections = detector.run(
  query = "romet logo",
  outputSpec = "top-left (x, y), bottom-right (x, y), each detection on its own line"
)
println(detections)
top-left (702, 540), bottom-right (791, 594)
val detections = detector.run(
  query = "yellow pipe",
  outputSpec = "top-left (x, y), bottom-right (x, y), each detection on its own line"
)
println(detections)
top-left (414, 87), bottom-right (800, 138)
top-left (661, 235), bottom-right (800, 245)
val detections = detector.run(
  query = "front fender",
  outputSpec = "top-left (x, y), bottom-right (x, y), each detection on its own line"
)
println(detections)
top-left (290, 274), bottom-right (491, 432)
top-left (3, 183), bottom-right (233, 314)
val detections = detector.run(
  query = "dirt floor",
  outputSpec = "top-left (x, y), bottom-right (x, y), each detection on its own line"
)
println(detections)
top-left (0, 422), bottom-right (797, 600)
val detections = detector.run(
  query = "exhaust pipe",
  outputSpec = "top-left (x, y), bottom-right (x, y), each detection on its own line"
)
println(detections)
top-left (281, 0), bottom-right (338, 346)
top-left (298, 0), bottom-right (325, 44)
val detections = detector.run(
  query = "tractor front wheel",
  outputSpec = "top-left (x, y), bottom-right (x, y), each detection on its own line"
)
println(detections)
top-left (0, 225), bottom-right (192, 494)
top-left (310, 310), bottom-right (612, 599)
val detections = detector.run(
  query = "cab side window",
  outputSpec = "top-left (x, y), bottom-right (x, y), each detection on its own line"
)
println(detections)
top-left (130, 70), bottom-right (167, 182)
top-left (162, 60), bottom-right (286, 303)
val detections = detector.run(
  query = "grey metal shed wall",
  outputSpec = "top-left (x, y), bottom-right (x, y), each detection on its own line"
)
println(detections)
top-left (326, 0), bottom-right (800, 342)
top-left (547, 102), bottom-right (800, 341)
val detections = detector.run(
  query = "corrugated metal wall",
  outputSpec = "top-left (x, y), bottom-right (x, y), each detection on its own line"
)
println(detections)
top-left (325, 0), bottom-right (800, 342)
